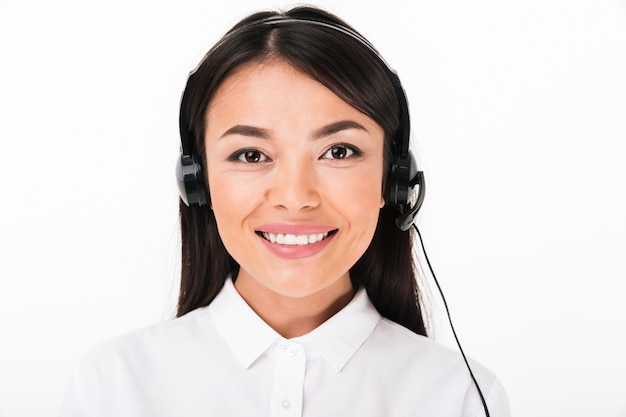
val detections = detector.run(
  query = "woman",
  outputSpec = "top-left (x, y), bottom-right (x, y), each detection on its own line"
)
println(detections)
top-left (59, 6), bottom-right (510, 416)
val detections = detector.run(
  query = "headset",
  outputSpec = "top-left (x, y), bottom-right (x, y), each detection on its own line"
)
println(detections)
top-left (175, 15), bottom-right (424, 232)
top-left (176, 15), bottom-right (490, 417)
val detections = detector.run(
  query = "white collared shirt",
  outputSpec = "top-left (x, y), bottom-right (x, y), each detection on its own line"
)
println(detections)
top-left (59, 279), bottom-right (510, 416)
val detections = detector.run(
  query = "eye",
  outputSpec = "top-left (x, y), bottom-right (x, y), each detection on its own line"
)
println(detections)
top-left (230, 149), bottom-right (271, 163)
top-left (321, 144), bottom-right (361, 160)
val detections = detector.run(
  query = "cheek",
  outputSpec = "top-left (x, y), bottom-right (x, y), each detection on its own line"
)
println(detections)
top-left (207, 173), bottom-right (250, 233)
top-left (327, 167), bottom-right (385, 224)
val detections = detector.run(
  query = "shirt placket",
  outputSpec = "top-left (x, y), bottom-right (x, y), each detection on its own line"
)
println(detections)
top-left (269, 341), bottom-right (306, 417)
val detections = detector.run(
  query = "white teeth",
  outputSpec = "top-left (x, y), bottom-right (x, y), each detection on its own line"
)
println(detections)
top-left (262, 232), bottom-right (330, 246)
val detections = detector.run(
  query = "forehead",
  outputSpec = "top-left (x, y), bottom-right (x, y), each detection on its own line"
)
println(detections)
top-left (206, 59), bottom-right (381, 131)
top-left (209, 59), bottom-right (317, 108)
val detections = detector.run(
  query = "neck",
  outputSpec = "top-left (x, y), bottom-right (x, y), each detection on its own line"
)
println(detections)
top-left (233, 272), bottom-right (356, 339)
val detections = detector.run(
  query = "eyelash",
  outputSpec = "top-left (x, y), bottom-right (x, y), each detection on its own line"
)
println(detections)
top-left (228, 143), bottom-right (362, 164)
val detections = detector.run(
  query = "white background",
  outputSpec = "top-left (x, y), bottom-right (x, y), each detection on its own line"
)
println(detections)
top-left (1, 0), bottom-right (625, 416)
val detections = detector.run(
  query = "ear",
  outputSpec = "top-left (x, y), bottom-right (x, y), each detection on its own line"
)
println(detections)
top-left (380, 195), bottom-right (385, 208)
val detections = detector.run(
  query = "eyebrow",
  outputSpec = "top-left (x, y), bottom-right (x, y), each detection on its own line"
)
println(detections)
top-left (219, 125), bottom-right (270, 140)
top-left (312, 120), bottom-right (368, 139)
top-left (219, 120), bottom-right (368, 140)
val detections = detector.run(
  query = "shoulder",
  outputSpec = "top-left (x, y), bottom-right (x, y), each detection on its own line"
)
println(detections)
top-left (68, 306), bottom-right (230, 398)
top-left (370, 318), bottom-right (511, 417)
top-left (373, 317), bottom-right (468, 360)
top-left (79, 306), bottom-right (216, 369)
top-left (373, 316), bottom-right (498, 381)
top-left (59, 307), bottom-right (227, 416)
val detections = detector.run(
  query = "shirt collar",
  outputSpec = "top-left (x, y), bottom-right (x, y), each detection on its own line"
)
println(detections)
top-left (208, 278), bottom-right (381, 372)
top-left (208, 278), bottom-right (280, 369)
top-left (294, 287), bottom-right (380, 372)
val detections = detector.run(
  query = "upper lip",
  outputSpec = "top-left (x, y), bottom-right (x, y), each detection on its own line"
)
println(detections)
top-left (255, 223), bottom-right (337, 235)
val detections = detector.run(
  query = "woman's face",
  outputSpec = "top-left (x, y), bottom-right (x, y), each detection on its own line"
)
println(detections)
top-left (205, 60), bottom-right (385, 301)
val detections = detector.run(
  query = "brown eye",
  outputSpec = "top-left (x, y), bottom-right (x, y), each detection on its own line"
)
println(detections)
top-left (331, 147), bottom-right (348, 159)
top-left (235, 150), bottom-right (269, 163)
top-left (322, 144), bottom-right (360, 160)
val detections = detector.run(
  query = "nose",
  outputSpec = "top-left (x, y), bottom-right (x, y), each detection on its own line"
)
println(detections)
top-left (267, 158), bottom-right (321, 212)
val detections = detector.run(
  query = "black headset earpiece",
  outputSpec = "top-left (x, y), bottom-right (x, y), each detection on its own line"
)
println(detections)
top-left (383, 71), bottom-right (425, 231)
top-left (176, 73), bottom-right (208, 207)
top-left (176, 153), bottom-right (207, 207)
top-left (176, 15), bottom-right (425, 230)
top-left (387, 152), bottom-right (426, 231)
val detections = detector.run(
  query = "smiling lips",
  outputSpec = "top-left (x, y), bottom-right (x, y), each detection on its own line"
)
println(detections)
top-left (255, 226), bottom-right (337, 259)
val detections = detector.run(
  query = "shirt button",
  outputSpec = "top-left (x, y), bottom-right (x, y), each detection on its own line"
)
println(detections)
top-left (284, 346), bottom-right (297, 357)
top-left (280, 399), bottom-right (291, 409)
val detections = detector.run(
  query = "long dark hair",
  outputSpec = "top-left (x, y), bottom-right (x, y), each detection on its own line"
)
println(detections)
top-left (177, 6), bottom-right (428, 336)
